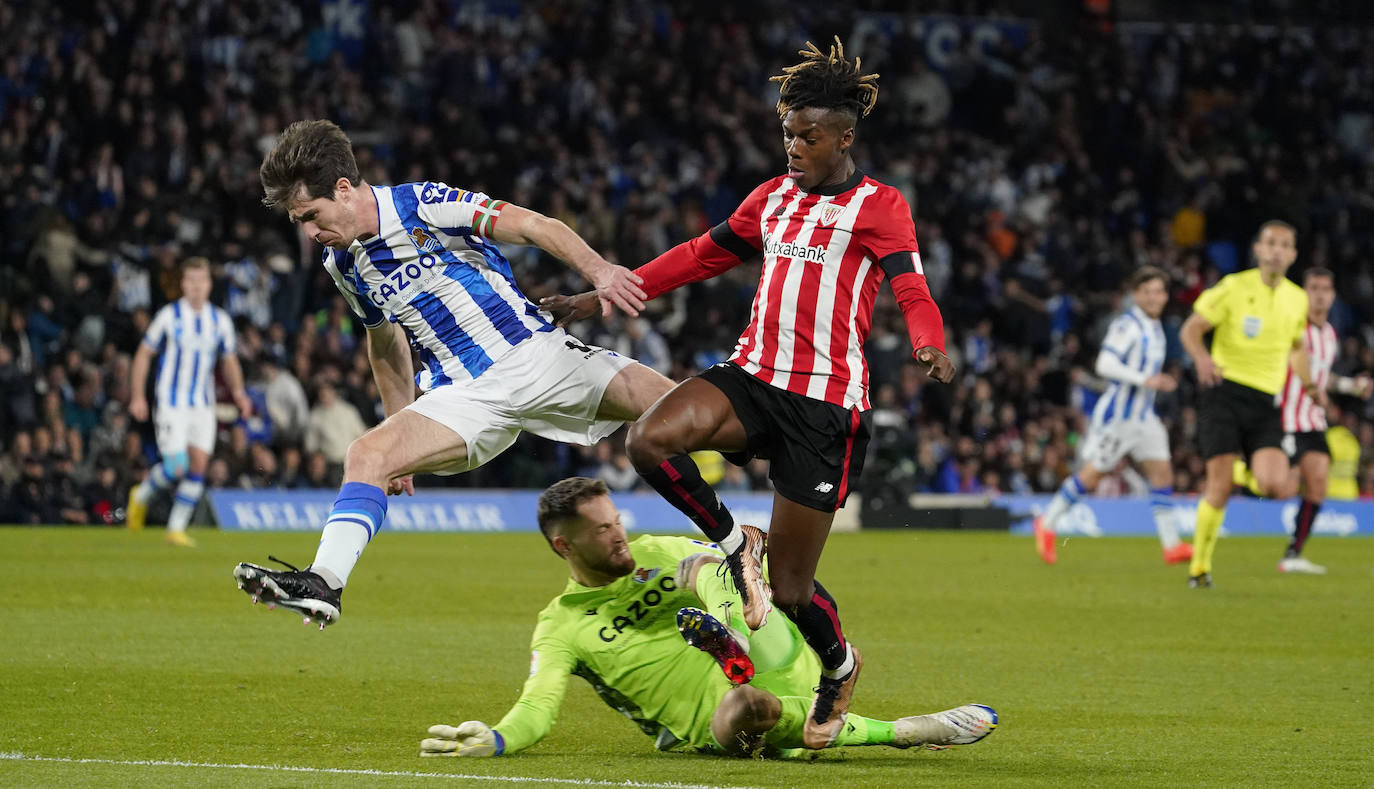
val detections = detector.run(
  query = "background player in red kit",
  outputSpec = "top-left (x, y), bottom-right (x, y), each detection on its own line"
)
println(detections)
top-left (1271, 267), bottom-right (1372, 573)
top-left (547, 38), bottom-right (953, 749)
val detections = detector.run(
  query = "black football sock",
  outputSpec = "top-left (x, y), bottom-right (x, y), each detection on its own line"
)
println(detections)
top-left (782, 580), bottom-right (850, 675)
top-left (1285, 499), bottom-right (1320, 558)
top-left (640, 454), bottom-right (736, 544)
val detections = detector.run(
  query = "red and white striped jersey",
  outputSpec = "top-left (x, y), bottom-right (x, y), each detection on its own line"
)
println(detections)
top-left (1281, 320), bottom-right (1337, 432)
top-left (723, 172), bottom-right (933, 409)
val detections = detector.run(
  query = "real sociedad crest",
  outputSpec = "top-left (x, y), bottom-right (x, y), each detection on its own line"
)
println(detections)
top-left (632, 567), bottom-right (660, 584)
top-left (819, 204), bottom-right (844, 227)
top-left (409, 226), bottom-right (442, 254)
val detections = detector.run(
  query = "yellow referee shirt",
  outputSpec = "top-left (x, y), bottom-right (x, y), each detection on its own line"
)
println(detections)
top-left (1193, 268), bottom-right (1308, 396)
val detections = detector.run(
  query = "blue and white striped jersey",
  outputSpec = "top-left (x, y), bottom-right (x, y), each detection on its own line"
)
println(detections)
top-left (323, 182), bottom-right (555, 391)
top-left (1091, 305), bottom-right (1166, 426)
top-left (142, 299), bottom-right (237, 409)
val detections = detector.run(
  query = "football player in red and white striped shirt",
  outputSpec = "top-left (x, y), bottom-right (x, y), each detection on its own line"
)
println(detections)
top-left (1272, 268), bottom-right (1371, 573)
top-left (550, 39), bottom-right (954, 750)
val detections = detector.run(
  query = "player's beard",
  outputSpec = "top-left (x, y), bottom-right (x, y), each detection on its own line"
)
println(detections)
top-left (595, 545), bottom-right (637, 579)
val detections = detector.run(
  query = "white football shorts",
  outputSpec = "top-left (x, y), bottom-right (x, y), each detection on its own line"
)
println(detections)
top-left (155, 406), bottom-right (217, 458)
top-left (1079, 414), bottom-right (1170, 471)
top-left (405, 328), bottom-right (635, 473)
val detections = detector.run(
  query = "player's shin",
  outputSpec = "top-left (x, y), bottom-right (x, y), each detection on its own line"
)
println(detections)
top-left (641, 455), bottom-right (740, 550)
top-left (1150, 488), bottom-right (1181, 549)
top-left (1044, 474), bottom-right (1085, 529)
top-left (168, 473), bottom-right (204, 533)
top-left (1285, 499), bottom-right (1320, 557)
top-left (762, 696), bottom-right (892, 749)
top-left (781, 580), bottom-right (850, 676)
top-left (136, 462), bottom-right (175, 505)
top-left (311, 482), bottom-right (389, 588)
top-left (1191, 499), bottom-right (1225, 576)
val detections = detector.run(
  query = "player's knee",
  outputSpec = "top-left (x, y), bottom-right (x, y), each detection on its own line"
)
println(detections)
top-left (711, 686), bottom-right (779, 754)
top-left (625, 419), bottom-right (667, 469)
top-left (161, 452), bottom-right (188, 479)
top-left (770, 581), bottom-right (814, 616)
top-left (1254, 472), bottom-right (1287, 499)
top-left (343, 434), bottom-right (390, 480)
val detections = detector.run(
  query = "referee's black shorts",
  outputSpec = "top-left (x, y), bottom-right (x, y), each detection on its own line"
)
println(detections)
top-left (1197, 379), bottom-right (1283, 459)
top-left (697, 362), bottom-right (872, 513)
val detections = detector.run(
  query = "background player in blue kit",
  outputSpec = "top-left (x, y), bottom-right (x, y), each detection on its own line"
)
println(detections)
top-left (1033, 267), bottom-right (1192, 565)
top-left (126, 257), bottom-right (252, 547)
top-left (234, 120), bottom-right (675, 627)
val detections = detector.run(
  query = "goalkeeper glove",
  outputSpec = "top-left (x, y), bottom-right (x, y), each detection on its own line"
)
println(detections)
top-left (420, 721), bottom-right (505, 757)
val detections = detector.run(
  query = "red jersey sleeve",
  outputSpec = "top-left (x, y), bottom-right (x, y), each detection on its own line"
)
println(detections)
top-left (633, 179), bottom-right (779, 300)
top-left (861, 186), bottom-right (946, 354)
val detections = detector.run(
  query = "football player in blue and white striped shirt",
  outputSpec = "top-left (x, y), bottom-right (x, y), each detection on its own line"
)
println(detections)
top-left (234, 120), bottom-right (675, 628)
top-left (127, 257), bottom-right (253, 546)
top-left (1033, 266), bottom-right (1193, 566)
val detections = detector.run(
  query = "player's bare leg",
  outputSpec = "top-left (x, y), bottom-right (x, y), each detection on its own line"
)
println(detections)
top-left (594, 362), bottom-right (675, 422)
top-left (1280, 451), bottom-right (1329, 574)
top-left (234, 410), bottom-right (470, 628)
top-left (1248, 447), bottom-right (1290, 498)
top-left (627, 379), bottom-right (771, 627)
top-left (766, 496), bottom-right (861, 749)
top-left (711, 685), bottom-right (781, 755)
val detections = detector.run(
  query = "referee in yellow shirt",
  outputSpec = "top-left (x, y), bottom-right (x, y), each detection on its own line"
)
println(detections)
top-left (1179, 220), bottom-right (1322, 588)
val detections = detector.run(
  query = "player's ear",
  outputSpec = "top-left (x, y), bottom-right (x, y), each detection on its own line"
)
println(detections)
top-left (334, 177), bottom-right (352, 200)
top-left (551, 533), bottom-right (570, 559)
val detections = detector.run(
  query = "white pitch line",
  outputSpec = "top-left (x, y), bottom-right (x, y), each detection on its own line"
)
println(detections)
top-left (0, 752), bottom-right (754, 789)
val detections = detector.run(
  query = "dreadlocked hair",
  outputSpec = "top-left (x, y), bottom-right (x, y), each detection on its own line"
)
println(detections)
top-left (770, 36), bottom-right (879, 121)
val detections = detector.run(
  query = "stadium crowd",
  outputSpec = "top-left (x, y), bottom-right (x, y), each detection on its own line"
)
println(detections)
top-left (3, 0), bottom-right (1374, 524)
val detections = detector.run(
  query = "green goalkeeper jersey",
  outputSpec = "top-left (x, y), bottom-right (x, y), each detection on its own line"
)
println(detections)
top-left (492, 535), bottom-right (818, 753)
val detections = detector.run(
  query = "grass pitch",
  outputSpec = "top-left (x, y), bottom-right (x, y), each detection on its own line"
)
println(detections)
top-left (0, 527), bottom-right (1370, 788)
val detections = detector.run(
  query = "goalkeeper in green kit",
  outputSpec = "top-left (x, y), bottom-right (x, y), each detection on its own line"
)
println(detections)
top-left (420, 478), bottom-right (997, 758)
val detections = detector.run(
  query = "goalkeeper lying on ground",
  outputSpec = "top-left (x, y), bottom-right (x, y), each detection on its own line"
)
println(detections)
top-left (420, 477), bottom-right (997, 758)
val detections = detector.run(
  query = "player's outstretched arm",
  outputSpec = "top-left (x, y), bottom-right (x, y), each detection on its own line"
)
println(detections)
top-left (421, 721), bottom-right (504, 757)
top-left (487, 203), bottom-right (646, 318)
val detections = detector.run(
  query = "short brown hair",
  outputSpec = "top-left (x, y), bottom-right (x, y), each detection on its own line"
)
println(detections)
top-left (537, 477), bottom-right (610, 555)
top-left (181, 257), bottom-right (211, 274)
top-left (1129, 265), bottom-right (1167, 291)
top-left (259, 120), bottom-right (361, 210)
top-left (1255, 219), bottom-right (1297, 242)
top-left (1303, 266), bottom-right (1334, 285)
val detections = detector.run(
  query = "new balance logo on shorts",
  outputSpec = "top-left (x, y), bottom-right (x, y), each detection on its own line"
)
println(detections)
top-left (814, 482), bottom-right (834, 493)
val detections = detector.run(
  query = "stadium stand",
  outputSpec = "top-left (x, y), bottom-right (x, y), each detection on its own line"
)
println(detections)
top-left (3, 0), bottom-right (1374, 525)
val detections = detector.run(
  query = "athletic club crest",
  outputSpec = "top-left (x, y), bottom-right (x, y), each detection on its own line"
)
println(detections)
top-left (632, 567), bottom-right (660, 584)
top-left (1243, 315), bottom-right (1262, 338)
top-left (819, 204), bottom-right (844, 227)
top-left (409, 226), bottom-right (441, 253)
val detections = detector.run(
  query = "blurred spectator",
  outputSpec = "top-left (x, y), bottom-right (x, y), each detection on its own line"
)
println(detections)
top-left (11, 455), bottom-right (53, 524)
top-left (0, 0), bottom-right (1373, 514)
top-left (304, 381), bottom-right (367, 472)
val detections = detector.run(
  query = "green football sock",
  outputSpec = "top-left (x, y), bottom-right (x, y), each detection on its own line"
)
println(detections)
top-left (763, 695), bottom-right (895, 748)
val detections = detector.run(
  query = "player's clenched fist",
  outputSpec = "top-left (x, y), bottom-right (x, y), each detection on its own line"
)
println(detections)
top-left (420, 721), bottom-right (503, 757)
